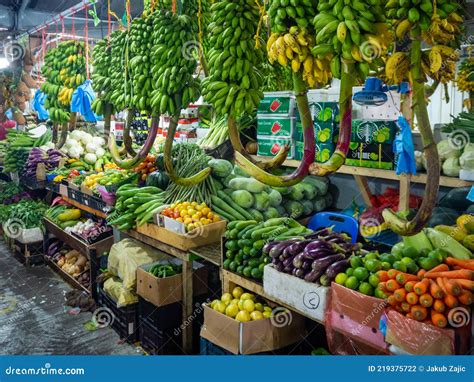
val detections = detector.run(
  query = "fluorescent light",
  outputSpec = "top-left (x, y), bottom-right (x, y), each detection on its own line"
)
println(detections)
top-left (0, 57), bottom-right (9, 69)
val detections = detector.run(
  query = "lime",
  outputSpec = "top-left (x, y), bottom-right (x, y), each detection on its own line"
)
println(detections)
top-left (364, 252), bottom-right (379, 261)
top-left (368, 274), bottom-right (380, 288)
top-left (428, 250), bottom-right (443, 263)
top-left (229, 261), bottom-right (237, 272)
top-left (254, 302), bottom-right (264, 312)
top-left (250, 311), bottom-right (264, 320)
top-left (345, 276), bottom-right (360, 290)
top-left (402, 246), bottom-right (419, 259)
top-left (393, 261), bottom-right (407, 273)
top-left (223, 259), bottom-right (231, 269)
top-left (374, 287), bottom-right (388, 299)
top-left (406, 262), bottom-right (419, 274)
top-left (381, 261), bottom-right (392, 270)
top-left (365, 259), bottom-right (382, 272)
top-left (379, 253), bottom-right (395, 264)
top-left (335, 273), bottom-right (348, 285)
top-left (345, 268), bottom-right (354, 276)
top-left (418, 256), bottom-right (439, 270)
top-left (359, 282), bottom-right (374, 296)
top-left (353, 267), bottom-right (369, 281)
top-left (401, 257), bottom-right (415, 265)
top-left (350, 256), bottom-right (363, 269)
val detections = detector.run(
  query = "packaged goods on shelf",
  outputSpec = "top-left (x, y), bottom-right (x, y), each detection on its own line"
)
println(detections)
top-left (351, 120), bottom-right (399, 144)
top-left (294, 141), bottom-right (334, 163)
top-left (257, 91), bottom-right (295, 116)
top-left (294, 121), bottom-right (339, 143)
top-left (257, 136), bottom-right (294, 159)
top-left (257, 116), bottom-right (295, 137)
top-left (345, 142), bottom-right (395, 170)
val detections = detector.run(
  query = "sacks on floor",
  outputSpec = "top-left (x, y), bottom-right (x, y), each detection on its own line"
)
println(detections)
top-left (108, 238), bottom-right (168, 291)
top-left (104, 277), bottom-right (138, 307)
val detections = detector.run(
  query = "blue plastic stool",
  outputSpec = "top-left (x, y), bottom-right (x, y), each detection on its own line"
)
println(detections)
top-left (307, 212), bottom-right (359, 243)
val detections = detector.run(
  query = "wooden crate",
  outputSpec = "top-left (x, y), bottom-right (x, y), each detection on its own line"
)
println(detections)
top-left (13, 240), bottom-right (44, 266)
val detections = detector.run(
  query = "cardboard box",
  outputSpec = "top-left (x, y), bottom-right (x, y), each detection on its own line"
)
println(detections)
top-left (297, 101), bottom-right (340, 123)
top-left (257, 136), bottom-right (294, 159)
top-left (200, 303), bottom-right (306, 354)
top-left (257, 91), bottom-right (295, 116)
top-left (137, 260), bottom-right (208, 307)
top-left (294, 121), bottom-right (339, 143)
top-left (263, 264), bottom-right (329, 323)
top-left (345, 142), bottom-right (395, 170)
top-left (257, 116), bottom-right (295, 137)
top-left (351, 120), bottom-right (398, 144)
top-left (136, 222), bottom-right (226, 251)
top-left (294, 140), bottom-right (334, 163)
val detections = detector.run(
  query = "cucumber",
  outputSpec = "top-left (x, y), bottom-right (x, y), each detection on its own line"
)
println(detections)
top-left (237, 223), bottom-right (258, 239)
top-left (235, 220), bottom-right (258, 231)
top-left (251, 226), bottom-right (280, 240)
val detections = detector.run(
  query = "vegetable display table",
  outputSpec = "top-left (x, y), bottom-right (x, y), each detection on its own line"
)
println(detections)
top-left (126, 229), bottom-right (220, 353)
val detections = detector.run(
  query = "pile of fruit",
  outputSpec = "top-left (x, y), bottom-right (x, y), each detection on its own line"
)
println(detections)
top-left (82, 169), bottom-right (135, 191)
top-left (210, 287), bottom-right (276, 322)
top-left (147, 262), bottom-right (182, 278)
top-left (133, 154), bottom-right (157, 181)
top-left (161, 201), bottom-right (221, 233)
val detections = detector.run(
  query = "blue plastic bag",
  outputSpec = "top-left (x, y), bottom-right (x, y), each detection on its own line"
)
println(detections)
top-left (393, 115), bottom-right (417, 175)
top-left (71, 80), bottom-right (97, 122)
top-left (32, 90), bottom-right (49, 121)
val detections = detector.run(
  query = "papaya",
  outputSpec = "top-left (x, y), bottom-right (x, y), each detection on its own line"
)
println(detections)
top-left (58, 208), bottom-right (81, 222)
top-left (462, 234), bottom-right (474, 251)
top-left (456, 214), bottom-right (474, 234)
top-left (434, 225), bottom-right (468, 243)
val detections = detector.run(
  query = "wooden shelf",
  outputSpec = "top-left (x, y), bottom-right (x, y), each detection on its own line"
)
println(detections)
top-left (46, 256), bottom-right (90, 294)
top-left (61, 196), bottom-right (108, 218)
top-left (280, 158), bottom-right (473, 188)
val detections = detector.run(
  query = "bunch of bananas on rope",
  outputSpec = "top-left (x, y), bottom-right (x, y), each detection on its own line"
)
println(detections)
top-left (150, 10), bottom-right (200, 115)
top-left (202, 0), bottom-right (265, 117)
top-left (386, 0), bottom-right (463, 44)
top-left (422, 45), bottom-right (459, 83)
top-left (108, 30), bottom-right (133, 112)
top-left (41, 40), bottom-right (86, 123)
top-left (311, 0), bottom-right (390, 83)
top-left (91, 39), bottom-right (114, 115)
top-left (457, 57), bottom-right (474, 93)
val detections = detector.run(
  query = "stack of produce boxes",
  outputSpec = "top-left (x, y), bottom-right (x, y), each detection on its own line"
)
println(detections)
top-left (346, 120), bottom-right (398, 170)
top-left (257, 92), bottom-right (295, 159)
top-left (294, 100), bottom-right (340, 162)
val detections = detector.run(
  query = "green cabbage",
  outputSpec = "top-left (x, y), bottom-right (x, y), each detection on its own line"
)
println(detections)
top-left (442, 157), bottom-right (461, 177)
top-left (460, 150), bottom-right (474, 170)
top-left (437, 140), bottom-right (461, 161)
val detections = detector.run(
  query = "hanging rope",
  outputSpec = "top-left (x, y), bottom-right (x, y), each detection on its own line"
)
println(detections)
top-left (54, 18), bottom-right (59, 47)
top-left (197, 0), bottom-right (204, 72)
top-left (61, 15), bottom-right (65, 41)
top-left (84, 2), bottom-right (90, 80)
top-left (71, 9), bottom-right (76, 37)
top-left (254, 0), bottom-right (266, 49)
top-left (40, 27), bottom-right (47, 81)
top-left (172, 0), bottom-right (177, 13)
top-left (126, 0), bottom-right (131, 30)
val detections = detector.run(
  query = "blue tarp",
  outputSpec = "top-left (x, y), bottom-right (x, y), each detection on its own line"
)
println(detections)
top-left (32, 90), bottom-right (49, 121)
top-left (393, 115), bottom-right (417, 175)
top-left (71, 80), bottom-right (97, 122)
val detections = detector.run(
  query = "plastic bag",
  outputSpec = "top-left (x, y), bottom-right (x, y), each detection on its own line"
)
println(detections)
top-left (108, 238), bottom-right (168, 291)
top-left (32, 89), bottom-right (49, 121)
top-left (437, 139), bottom-right (461, 161)
top-left (104, 277), bottom-right (138, 307)
top-left (393, 116), bottom-right (417, 175)
top-left (71, 80), bottom-right (96, 122)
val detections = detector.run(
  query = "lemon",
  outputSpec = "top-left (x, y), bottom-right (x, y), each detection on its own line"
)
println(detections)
top-left (240, 292), bottom-right (255, 301)
top-left (214, 301), bottom-right (226, 314)
top-left (232, 286), bottom-right (244, 299)
top-left (254, 302), bottom-right (264, 312)
top-left (210, 299), bottom-right (220, 309)
top-left (238, 299), bottom-right (245, 311)
top-left (262, 311), bottom-right (272, 318)
top-left (263, 306), bottom-right (272, 313)
top-left (243, 299), bottom-right (255, 313)
top-left (250, 311), bottom-right (264, 320)
top-left (225, 303), bottom-right (239, 318)
top-left (235, 310), bottom-right (251, 322)
top-left (221, 293), bottom-right (233, 304)
top-left (231, 298), bottom-right (240, 305)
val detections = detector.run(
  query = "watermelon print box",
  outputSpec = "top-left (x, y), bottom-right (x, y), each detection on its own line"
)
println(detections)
top-left (257, 116), bottom-right (295, 137)
top-left (257, 91), bottom-right (296, 116)
top-left (257, 135), bottom-right (294, 159)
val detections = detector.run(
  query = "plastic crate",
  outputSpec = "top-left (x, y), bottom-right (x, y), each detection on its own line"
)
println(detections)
top-left (139, 321), bottom-right (183, 355)
top-left (138, 297), bottom-right (182, 331)
top-left (68, 187), bottom-right (83, 203)
top-left (97, 285), bottom-right (138, 343)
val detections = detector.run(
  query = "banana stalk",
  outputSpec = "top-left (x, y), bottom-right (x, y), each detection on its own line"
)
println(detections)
top-left (228, 116), bottom-right (290, 170)
top-left (310, 61), bottom-right (354, 176)
top-left (56, 112), bottom-right (77, 149)
top-left (103, 102), bottom-right (113, 140)
top-left (68, 111), bottom-right (78, 132)
top-left (108, 115), bottom-right (159, 169)
top-left (382, 35), bottom-right (440, 236)
top-left (123, 109), bottom-right (137, 156)
top-left (234, 72), bottom-right (315, 186)
top-left (164, 113), bottom-right (212, 186)
top-left (425, 79), bottom-right (440, 98)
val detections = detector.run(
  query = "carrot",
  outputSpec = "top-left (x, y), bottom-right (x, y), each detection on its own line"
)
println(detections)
top-left (387, 269), bottom-right (399, 279)
top-left (424, 270), bottom-right (474, 280)
top-left (429, 280), bottom-right (444, 299)
top-left (456, 279), bottom-right (474, 292)
top-left (378, 281), bottom-right (388, 292)
top-left (394, 288), bottom-right (407, 302)
top-left (400, 302), bottom-right (411, 313)
top-left (386, 279), bottom-right (400, 292)
top-left (396, 272), bottom-right (419, 285)
top-left (414, 279), bottom-right (431, 295)
top-left (387, 295), bottom-right (398, 307)
top-left (376, 270), bottom-right (389, 282)
top-left (417, 269), bottom-right (427, 279)
top-left (431, 311), bottom-right (448, 328)
top-left (406, 292), bottom-right (419, 305)
top-left (425, 264), bottom-right (449, 274)
top-left (436, 277), bottom-right (449, 295)
top-left (406, 312), bottom-right (414, 319)
top-left (411, 305), bottom-right (428, 321)
top-left (444, 294), bottom-right (459, 309)
top-left (405, 281), bottom-right (416, 292)
top-left (419, 293), bottom-right (433, 308)
top-left (394, 304), bottom-right (404, 313)
top-left (458, 290), bottom-right (473, 305)
top-left (444, 278), bottom-right (462, 296)
top-left (445, 257), bottom-right (474, 271)
top-left (433, 299), bottom-right (446, 313)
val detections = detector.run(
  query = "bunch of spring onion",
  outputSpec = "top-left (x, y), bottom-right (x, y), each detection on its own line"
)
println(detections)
top-left (198, 114), bottom-right (255, 150)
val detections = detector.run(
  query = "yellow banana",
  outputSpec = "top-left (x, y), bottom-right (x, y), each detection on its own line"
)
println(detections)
top-left (291, 58), bottom-right (301, 73)
top-left (336, 22), bottom-right (347, 44)
top-left (429, 49), bottom-right (443, 73)
top-left (395, 19), bottom-right (411, 40)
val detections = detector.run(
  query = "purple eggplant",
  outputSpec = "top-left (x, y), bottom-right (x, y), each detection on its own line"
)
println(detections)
top-left (304, 269), bottom-right (324, 283)
top-left (263, 241), bottom-right (280, 255)
top-left (304, 227), bottom-right (332, 239)
top-left (292, 267), bottom-right (299, 276)
top-left (311, 254), bottom-right (345, 272)
top-left (283, 265), bottom-right (294, 274)
top-left (325, 259), bottom-right (350, 279)
top-left (302, 260), bottom-right (312, 271)
top-left (319, 274), bottom-right (331, 287)
top-left (286, 241), bottom-right (308, 257)
top-left (272, 257), bottom-right (280, 265)
top-left (275, 263), bottom-right (284, 272)
top-left (293, 252), bottom-right (305, 268)
top-left (302, 248), bottom-right (334, 260)
top-left (269, 239), bottom-right (299, 258)
top-left (304, 240), bottom-right (333, 252)
top-left (283, 255), bottom-right (296, 268)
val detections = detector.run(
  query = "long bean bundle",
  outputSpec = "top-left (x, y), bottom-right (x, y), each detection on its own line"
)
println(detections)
top-left (164, 143), bottom-right (215, 204)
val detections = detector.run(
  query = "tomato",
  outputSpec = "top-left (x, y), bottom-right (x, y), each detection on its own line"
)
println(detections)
top-left (173, 211), bottom-right (180, 219)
